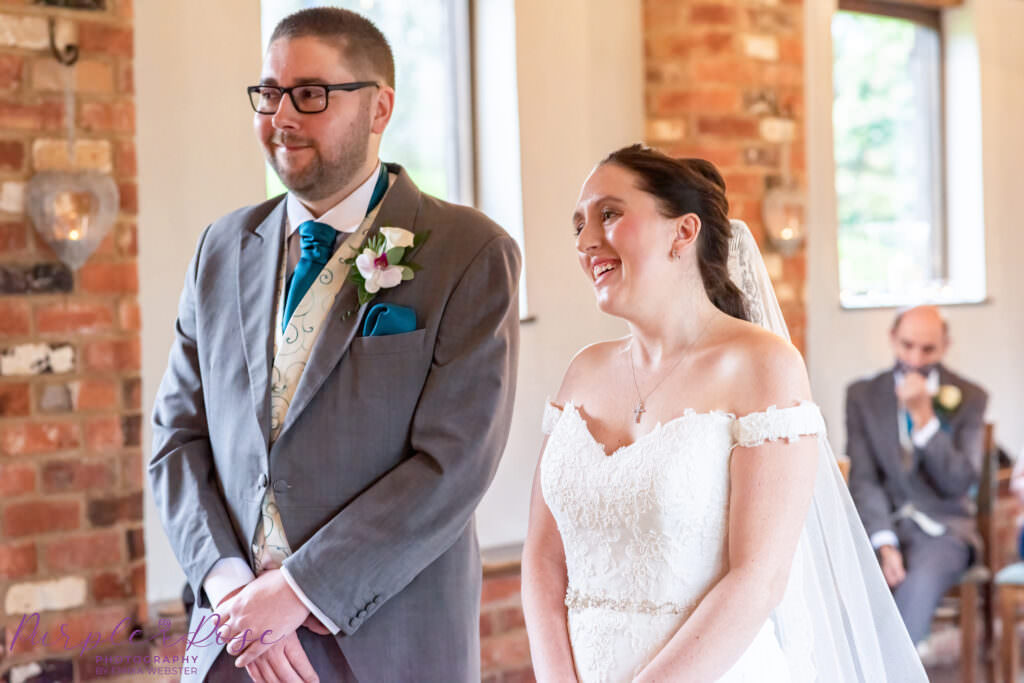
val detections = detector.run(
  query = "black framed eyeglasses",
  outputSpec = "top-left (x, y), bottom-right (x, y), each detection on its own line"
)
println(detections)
top-left (247, 82), bottom-right (380, 114)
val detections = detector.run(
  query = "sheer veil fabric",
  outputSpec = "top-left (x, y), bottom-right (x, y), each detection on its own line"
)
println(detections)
top-left (726, 219), bottom-right (927, 681)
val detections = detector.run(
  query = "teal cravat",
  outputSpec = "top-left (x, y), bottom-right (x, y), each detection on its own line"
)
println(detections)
top-left (282, 220), bottom-right (338, 332)
top-left (280, 165), bottom-right (389, 332)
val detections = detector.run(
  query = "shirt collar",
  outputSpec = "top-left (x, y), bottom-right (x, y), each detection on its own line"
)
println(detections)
top-left (894, 368), bottom-right (941, 395)
top-left (285, 160), bottom-right (382, 235)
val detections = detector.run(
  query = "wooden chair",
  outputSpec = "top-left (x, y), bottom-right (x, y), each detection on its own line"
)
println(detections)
top-left (997, 434), bottom-right (1024, 682)
top-left (934, 422), bottom-right (997, 683)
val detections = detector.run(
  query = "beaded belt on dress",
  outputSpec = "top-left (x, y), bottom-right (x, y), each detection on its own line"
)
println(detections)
top-left (564, 587), bottom-right (694, 615)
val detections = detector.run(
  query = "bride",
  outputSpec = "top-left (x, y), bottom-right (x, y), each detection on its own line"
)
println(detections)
top-left (521, 144), bottom-right (927, 682)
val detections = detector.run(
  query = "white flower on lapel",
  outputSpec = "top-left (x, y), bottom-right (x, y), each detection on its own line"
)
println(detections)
top-left (380, 227), bottom-right (416, 250)
top-left (935, 384), bottom-right (963, 412)
top-left (355, 247), bottom-right (405, 293)
top-left (343, 228), bottom-right (430, 310)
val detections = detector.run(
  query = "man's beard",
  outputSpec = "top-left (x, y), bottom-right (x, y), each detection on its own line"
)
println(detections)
top-left (266, 104), bottom-right (372, 201)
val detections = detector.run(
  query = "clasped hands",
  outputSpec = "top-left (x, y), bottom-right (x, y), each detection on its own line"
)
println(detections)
top-left (896, 371), bottom-right (935, 430)
top-left (213, 569), bottom-right (329, 682)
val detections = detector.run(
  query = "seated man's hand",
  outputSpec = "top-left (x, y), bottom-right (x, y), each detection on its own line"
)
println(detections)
top-left (878, 545), bottom-right (906, 588)
top-left (244, 629), bottom-right (319, 683)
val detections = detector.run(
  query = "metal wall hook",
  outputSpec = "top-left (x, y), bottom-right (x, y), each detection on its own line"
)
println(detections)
top-left (48, 17), bottom-right (79, 66)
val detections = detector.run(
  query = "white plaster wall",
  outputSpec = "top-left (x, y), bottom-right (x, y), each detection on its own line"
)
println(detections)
top-left (138, 0), bottom-right (640, 602)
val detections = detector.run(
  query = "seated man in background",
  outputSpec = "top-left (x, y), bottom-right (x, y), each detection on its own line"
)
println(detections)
top-left (846, 305), bottom-right (988, 650)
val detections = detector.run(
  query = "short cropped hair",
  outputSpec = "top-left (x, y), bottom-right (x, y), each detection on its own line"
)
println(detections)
top-left (269, 7), bottom-right (395, 88)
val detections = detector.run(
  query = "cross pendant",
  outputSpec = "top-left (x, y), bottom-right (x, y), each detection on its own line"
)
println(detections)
top-left (633, 401), bottom-right (646, 424)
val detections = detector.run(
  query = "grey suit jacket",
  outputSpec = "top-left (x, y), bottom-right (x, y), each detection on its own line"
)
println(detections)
top-left (149, 164), bottom-right (521, 682)
top-left (846, 365), bottom-right (988, 550)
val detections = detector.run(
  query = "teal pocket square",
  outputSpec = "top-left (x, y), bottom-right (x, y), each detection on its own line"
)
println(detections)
top-left (362, 303), bottom-right (416, 337)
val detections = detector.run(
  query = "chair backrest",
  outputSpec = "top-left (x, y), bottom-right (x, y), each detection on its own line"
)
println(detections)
top-left (976, 422), bottom-right (997, 569)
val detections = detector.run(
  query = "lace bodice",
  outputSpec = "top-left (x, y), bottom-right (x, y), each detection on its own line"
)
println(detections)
top-left (540, 401), bottom-right (825, 682)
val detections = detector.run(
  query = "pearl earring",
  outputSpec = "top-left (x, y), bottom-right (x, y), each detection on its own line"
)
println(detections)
top-left (670, 250), bottom-right (680, 261)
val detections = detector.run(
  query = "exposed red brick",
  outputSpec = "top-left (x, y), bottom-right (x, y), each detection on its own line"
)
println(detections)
top-left (118, 59), bottom-right (134, 94)
top-left (77, 262), bottom-right (138, 294)
top-left (0, 138), bottom-right (24, 171)
top-left (721, 171), bottom-right (765, 196)
top-left (481, 631), bottom-right (532, 672)
top-left (115, 139), bottom-right (136, 177)
top-left (0, 461), bottom-right (35, 496)
top-left (85, 415), bottom-right (124, 451)
top-left (0, 382), bottom-right (30, 416)
top-left (41, 458), bottom-right (115, 493)
top-left (74, 378), bottom-right (119, 411)
top-left (690, 4), bottom-right (737, 25)
top-left (2, 499), bottom-right (80, 537)
top-left (78, 23), bottom-right (134, 58)
top-left (697, 115), bottom-right (759, 138)
top-left (35, 301), bottom-right (116, 334)
top-left (0, 100), bottom-right (63, 130)
top-left (122, 378), bottom-right (140, 411)
top-left (652, 87), bottom-right (740, 116)
top-left (0, 220), bottom-right (28, 253)
top-left (93, 570), bottom-right (132, 601)
top-left (692, 58), bottom-right (758, 85)
top-left (0, 299), bottom-right (31, 335)
top-left (481, 575), bottom-right (521, 604)
top-left (78, 100), bottom-right (135, 134)
top-left (118, 181), bottom-right (138, 213)
top-left (120, 451), bottom-right (142, 490)
top-left (83, 338), bottom-right (140, 372)
top-left (779, 36), bottom-right (803, 65)
top-left (0, 54), bottom-right (22, 90)
top-left (1, 421), bottom-right (80, 456)
top-left (87, 491), bottom-right (143, 527)
top-left (0, 541), bottom-right (37, 579)
top-left (118, 300), bottom-right (140, 331)
top-left (45, 529), bottom-right (122, 570)
top-left (116, 223), bottom-right (138, 256)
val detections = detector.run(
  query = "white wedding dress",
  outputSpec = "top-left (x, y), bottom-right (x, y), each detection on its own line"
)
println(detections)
top-left (541, 400), bottom-right (824, 682)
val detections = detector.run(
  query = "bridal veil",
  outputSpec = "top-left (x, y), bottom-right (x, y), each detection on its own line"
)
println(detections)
top-left (727, 219), bottom-right (928, 681)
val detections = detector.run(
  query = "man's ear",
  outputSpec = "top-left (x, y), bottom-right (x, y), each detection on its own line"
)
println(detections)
top-left (370, 86), bottom-right (395, 135)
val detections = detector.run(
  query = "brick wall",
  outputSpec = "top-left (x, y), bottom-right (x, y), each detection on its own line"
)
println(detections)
top-left (0, 1), bottom-right (141, 681)
top-left (644, 0), bottom-right (807, 350)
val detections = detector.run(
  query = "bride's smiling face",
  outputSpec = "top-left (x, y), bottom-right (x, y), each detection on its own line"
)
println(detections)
top-left (573, 163), bottom-right (680, 315)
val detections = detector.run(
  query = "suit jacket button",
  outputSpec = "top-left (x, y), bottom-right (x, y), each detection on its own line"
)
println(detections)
top-left (258, 473), bottom-right (268, 488)
top-left (273, 479), bottom-right (289, 492)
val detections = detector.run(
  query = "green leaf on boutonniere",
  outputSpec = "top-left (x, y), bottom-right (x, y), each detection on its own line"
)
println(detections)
top-left (405, 262), bottom-right (423, 273)
top-left (401, 266), bottom-right (415, 281)
top-left (356, 287), bottom-right (376, 306)
top-left (413, 230), bottom-right (430, 249)
top-left (386, 247), bottom-right (405, 264)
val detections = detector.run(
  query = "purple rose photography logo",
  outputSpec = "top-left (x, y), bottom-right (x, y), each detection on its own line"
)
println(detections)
top-left (9, 611), bottom-right (284, 677)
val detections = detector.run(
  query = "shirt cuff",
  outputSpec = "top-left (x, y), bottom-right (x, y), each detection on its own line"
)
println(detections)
top-left (280, 565), bottom-right (341, 635)
top-left (204, 557), bottom-right (255, 609)
top-left (911, 417), bottom-right (941, 448)
top-left (870, 530), bottom-right (899, 550)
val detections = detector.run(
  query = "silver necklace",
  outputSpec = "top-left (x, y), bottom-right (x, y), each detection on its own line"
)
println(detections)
top-left (628, 317), bottom-right (713, 424)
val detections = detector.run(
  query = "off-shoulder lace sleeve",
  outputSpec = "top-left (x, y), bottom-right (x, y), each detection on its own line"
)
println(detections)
top-left (732, 402), bottom-right (825, 449)
top-left (541, 400), bottom-right (564, 435)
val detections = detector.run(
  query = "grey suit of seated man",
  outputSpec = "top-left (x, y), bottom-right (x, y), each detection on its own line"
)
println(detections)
top-left (149, 7), bottom-right (520, 682)
top-left (846, 305), bottom-right (988, 647)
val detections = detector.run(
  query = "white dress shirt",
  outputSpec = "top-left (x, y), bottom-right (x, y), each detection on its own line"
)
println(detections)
top-left (202, 161), bottom-right (383, 634)
top-left (870, 368), bottom-right (942, 550)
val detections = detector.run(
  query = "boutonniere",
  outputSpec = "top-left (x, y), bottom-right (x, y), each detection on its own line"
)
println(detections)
top-left (343, 227), bottom-right (429, 312)
top-left (934, 384), bottom-right (963, 414)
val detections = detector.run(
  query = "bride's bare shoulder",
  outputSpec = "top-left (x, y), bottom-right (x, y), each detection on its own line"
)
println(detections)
top-left (552, 337), bottom-right (629, 404)
top-left (713, 318), bottom-right (811, 413)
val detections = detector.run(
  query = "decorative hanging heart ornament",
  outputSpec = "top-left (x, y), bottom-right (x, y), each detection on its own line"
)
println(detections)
top-left (26, 171), bottom-right (120, 270)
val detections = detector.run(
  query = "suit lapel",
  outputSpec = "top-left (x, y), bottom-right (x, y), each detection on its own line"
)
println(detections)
top-left (237, 198), bottom-right (287, 449)
top-left (870, 370), bottom-right (903, 468)
top-left (276, 165), bottom-right (423, 441)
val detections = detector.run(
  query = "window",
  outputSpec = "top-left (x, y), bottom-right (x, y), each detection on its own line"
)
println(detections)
top-left (260, 0), bottom-right (473, 205)
top-left (831, 1), bottom-right (983, 308)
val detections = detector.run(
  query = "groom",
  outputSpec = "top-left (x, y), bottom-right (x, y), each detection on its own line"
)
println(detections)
top-left (149, 7), bottom-right (520, 682)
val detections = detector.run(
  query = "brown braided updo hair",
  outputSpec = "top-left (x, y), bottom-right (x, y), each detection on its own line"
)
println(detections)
top-left (601, 144), bottom-right (749, 321)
